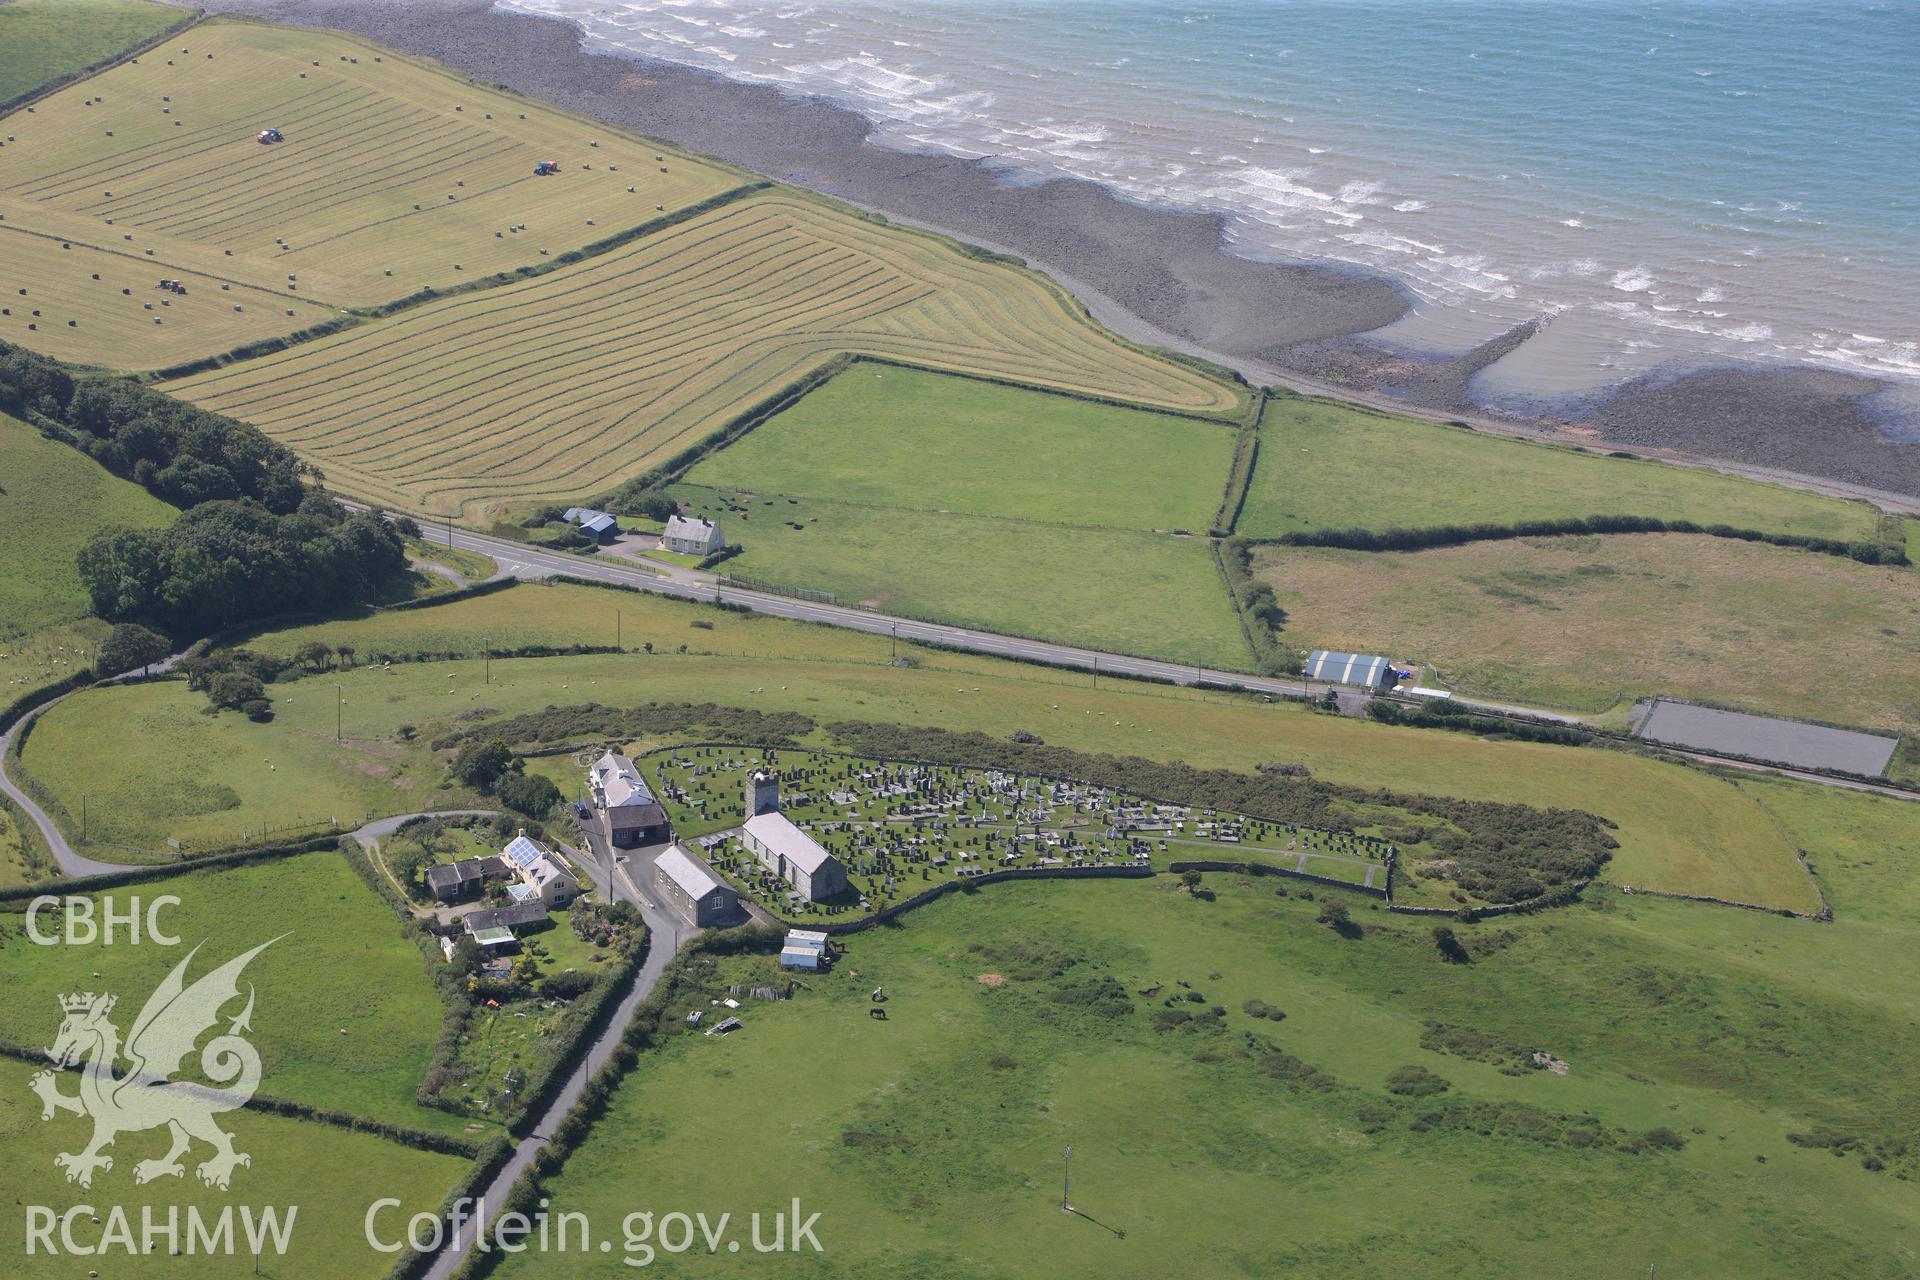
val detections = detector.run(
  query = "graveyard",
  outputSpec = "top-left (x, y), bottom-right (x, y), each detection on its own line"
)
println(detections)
top-left (642, 745), bottom-right (1393, 919)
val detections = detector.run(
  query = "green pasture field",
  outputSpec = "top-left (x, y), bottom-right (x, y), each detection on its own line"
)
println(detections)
top-left (17, 678), bottom-right (434, 852)
top-left (228, 579), bottom-right (911, 664)
top-left (0, 412), bottom-right (173, 727)
top-left (162, 189), bottom-right (1244, 518)
top-left (0, 410), bottom-right (175, 649)
top-left (0, 0), bottom-right (179, 103)
top-left (1238, 393), bottom-right (1884, 542)
top-left (0, 17), bottom-right (747, 318)
top-left (1, 1072), bottom-right (466, 1279)
top-left (13, 583), bottom-right (1823, 910)
top-left (0, 796), bottom-right (43, 886)
top-left (674, 490), bottom-right (1250, 670)
top-left (0, 850), bottom-right (468, 1133)
top-left (686, 364), bottom-right (1239, 531)
top-left (494, 868), bottom-right (1917, 1280)
top-left (1257, 533), bottom-right (1920, 733)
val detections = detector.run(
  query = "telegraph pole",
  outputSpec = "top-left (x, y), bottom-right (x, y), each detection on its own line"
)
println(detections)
top-left (81, 794), bottom-right (87, 842)
top-left (483, 635), bottom-right (491, 685)
top-left (332, 682), bottom-right (344, 743)
top-left (1091, 657), bottom-right (1098, 690)
top-left (891, 622), bottom-right (898, 662)
top-left (1061, 1144), bottom-right (1073, 1211)
top-left (616, 609), bottom-right (622, 649)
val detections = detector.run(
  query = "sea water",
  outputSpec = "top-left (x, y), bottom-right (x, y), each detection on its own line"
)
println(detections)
top-left (498, 0), bottom-right (1920, 428)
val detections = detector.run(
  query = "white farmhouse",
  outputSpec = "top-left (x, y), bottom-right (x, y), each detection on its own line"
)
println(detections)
top-left (662, 514), bottom-right (724, 556)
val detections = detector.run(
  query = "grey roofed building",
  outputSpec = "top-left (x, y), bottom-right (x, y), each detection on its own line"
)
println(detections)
top-left (464, 901), bottom-right (552, 935)
top-left (425, 855), bottom-right (510, 904)
top-left (741, 810), bottom-right (848, 903)
top-left (742, 812), bottom-right (835, 876)
top-left (588, 750), bottom-right (671, 847)
top-left (1304, 649), bottom-right (1396, 689)
top-left (503, 834), bottom-right (549, 870)
top-left (662, 513), bottom-right (723, 555)
top-left (653, 843), bottom-right (739, 925)
top-left (562, 506), bottom-right (620, 543)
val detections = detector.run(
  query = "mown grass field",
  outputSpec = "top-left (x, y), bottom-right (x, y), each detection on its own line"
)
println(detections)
top-left (1, 1074), bottom-right (466, 1278)
top-left (0, 850), bottom-right (466, 1132)
top-left (0, 211), bottom-right (340, 366)
top-left (0, 17), bottom-right (747, 322)
top-left (16, 586), bottom-right (1821, 911)
top-left (1256, 533), bottom-right (1920, 731)
top-left (495, 866), bottom-right (1917, 1279)
top-left (162, 189), bottom-right (1244, 518)
top-left (686, 364), bottom-right (1239, 531)
top-left (1238, 393), bottom-right (1885, 542)
top-left (675, 489), bottom-right (1250, 669)
top-left (0, 0), bottom-right (179, 103)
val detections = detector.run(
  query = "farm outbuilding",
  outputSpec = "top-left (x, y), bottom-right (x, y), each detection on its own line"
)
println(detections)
top-left (562, 507), bottom-right (620, 544)
top-left (1304, 650), bottom-right (1398, 689)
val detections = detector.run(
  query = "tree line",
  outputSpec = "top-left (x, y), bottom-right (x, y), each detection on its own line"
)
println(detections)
top-left (0, 340), bottom-right (410, 639)
top-left (1263, 512), bottom-right (1908, 565)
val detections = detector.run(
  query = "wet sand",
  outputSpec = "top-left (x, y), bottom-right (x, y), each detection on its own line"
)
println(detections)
top-left (204, 0), bottom-right (1920, 505)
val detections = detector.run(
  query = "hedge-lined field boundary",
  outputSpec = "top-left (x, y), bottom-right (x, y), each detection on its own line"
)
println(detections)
top-left (1257, 513), bottom-right (1908, 565)
top-left (0, 833), bottom-right (344, 903)
top-left (0, 7), bottom-right (203, 117)
top-left (1210, 388), bottom-right (1266, 536)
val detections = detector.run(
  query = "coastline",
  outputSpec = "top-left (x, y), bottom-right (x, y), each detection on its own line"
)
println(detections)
top-left (204, 0), bottom-right (1920, 510)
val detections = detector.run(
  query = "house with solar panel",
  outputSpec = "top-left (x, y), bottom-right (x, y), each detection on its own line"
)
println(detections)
top-left (1304, 649), bottom-right (1400, 690)
top-left (588, 750), bottom-right (672, 848)
top-left (502, 831), bottom-right (582, 907)
top-left (563, 506), bottom-right (621, 544)
top-left (662, 514), bottom-right (724, 556)
top-left (738, 770), bottom-right (848, 903)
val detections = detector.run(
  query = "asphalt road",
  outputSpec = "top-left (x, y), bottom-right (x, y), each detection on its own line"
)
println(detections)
top-left (421, 832), bottom-right (691, 1280)
top-left (427, 520), bottom-right (1345, 700)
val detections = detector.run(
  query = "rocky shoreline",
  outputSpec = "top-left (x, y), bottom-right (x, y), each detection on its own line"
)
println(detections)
top-left (204, 0), bottom-right (1920, 505)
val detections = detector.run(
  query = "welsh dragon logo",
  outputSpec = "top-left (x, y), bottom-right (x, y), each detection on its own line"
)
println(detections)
top-left (30, 938), bottom-right (282, 1191)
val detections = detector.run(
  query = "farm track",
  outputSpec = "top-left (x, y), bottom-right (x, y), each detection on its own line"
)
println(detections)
top-left (166, 190), bottom-right (1241, 515)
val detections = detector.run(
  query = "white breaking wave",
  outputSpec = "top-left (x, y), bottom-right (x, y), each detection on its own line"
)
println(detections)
top-left (495, 0), bottom-right (1920, 404)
